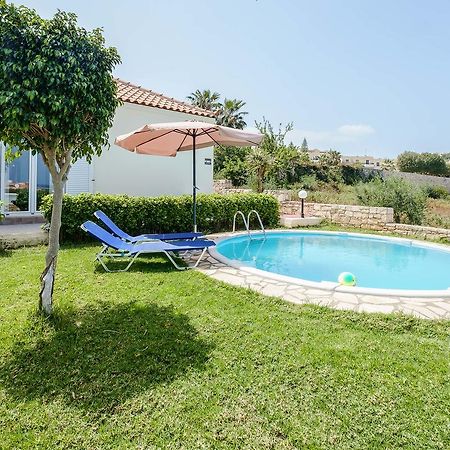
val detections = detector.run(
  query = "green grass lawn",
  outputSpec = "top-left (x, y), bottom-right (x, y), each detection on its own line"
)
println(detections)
top-left (0, 245), bottom-right (449, 449)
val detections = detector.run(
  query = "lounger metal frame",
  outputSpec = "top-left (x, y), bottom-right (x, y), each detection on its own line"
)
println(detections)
top-left (94, 243), bottom-right (208, 272)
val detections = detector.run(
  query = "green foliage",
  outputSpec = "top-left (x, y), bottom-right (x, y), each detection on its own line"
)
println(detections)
top-left (213, 145), bottom-right (249, 175)
top-left (187, 90), bottom-right (247, 129)
top-left (12, 188), bottom-right (49, 211)
top-left (356, 177), bottom-right (427, 224)
top-left (246, 147), bottom-right (274, 193)
top-left (216, 98), bottom-right (248, 129)
top-left (296, 173), bottom-right (320, 191)
top-left (186, 89), bottom-right (221, 110)
top-left (40, 193), bottom-right (280, 242)
top-left (255, 117), bottom-right (293, 155)
top-left (397, 152), bottom-right (449, 177)
top-left (381, 158), bottom-right (396, 171)
top-left (300, 138), bottom-right (308, 151)
top-left (341, 165), bottom-right (379, 185)
top-left (0, 4), bottom-right (121, 164)
top-left (221, 158), bottom-right (248, 186)
top-left (272, 143), bottom-right (303, 187)
top-left (316, 149), bottom-right (343, 185)
top-left (421, 185), bottom-right (449, 200)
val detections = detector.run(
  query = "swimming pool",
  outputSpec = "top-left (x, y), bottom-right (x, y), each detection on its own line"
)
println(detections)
top-left (213, 231), bottom-right (450, 294)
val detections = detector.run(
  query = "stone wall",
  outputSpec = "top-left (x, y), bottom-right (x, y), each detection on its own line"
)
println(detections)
top-left (382, 170), bottom-right (450, 192)
top-left (213, 181), bottom-right (294, 201)
top-left (384, 223), bottom-right (450, 241)
top-left (281, 201), bottom-right (450, 241)
top-left (281, 201), bottom-right (394, 230)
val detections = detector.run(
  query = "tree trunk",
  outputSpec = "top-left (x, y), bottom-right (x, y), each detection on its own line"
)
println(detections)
top-left (39, 177), bottom-right (64, 315)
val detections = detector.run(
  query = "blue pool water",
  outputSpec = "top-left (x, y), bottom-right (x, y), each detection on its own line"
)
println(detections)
top-left (216, 232), bottom-right (450, 291)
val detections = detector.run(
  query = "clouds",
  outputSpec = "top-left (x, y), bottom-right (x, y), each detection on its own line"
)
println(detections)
top-left (286, 124), bottom-right (375, 150)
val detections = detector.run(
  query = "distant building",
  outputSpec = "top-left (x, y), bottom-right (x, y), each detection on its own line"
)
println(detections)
top-left (307, 149), bottom-right (327, 162)
top-left (341, 155), bottom-right (384, 169)
top-left (306, 149), bottom-right (385, 169)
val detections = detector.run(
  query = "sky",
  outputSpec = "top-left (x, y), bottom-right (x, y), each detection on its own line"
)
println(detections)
top-left (14, 0), bottom-right (450, 157)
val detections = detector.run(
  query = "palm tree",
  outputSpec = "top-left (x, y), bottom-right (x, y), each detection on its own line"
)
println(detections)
top-left (186, 89), bottom-right (221, 111)
top-left (216, 98), bottom-right (248, 129)
top-left (246, 147), bottom-right (273, 193)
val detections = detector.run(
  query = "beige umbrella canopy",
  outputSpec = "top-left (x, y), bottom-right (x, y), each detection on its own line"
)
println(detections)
top-left (115, 121), bottom-right (264, 231)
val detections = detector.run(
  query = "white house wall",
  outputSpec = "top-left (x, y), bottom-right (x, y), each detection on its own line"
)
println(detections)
top-left (91, 103), bottom-right (214, 197)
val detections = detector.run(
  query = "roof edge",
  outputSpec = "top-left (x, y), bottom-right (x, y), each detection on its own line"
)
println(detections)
top-left (115, 78), bottom-right (217, 119)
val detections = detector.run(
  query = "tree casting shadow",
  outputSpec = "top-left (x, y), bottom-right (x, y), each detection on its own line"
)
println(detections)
top-left (1, 302), bottom-right (213, 415)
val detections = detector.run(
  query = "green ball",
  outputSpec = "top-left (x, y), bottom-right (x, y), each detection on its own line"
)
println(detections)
top-left (338, 272), bottom-right (356, 286)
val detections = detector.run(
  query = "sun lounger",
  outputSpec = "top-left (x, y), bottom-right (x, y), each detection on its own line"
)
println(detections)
top-left (81, 220), bottom-right (215, 272)
top-left (94, 210), bottom-right (203, 243)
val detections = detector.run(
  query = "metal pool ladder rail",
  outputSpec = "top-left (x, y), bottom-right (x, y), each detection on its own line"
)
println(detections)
top-left (232, 210), bottom-right (266, 239)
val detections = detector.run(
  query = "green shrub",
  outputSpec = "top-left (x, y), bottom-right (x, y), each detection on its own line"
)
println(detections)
top-left (221, 158), bottom-right (248, 187)
top-left (296, 174), bottom-right (320, 191)
top-left (356, 177), bottom-right (426, 224)
top-left (40, 193), bottom-right (280, 242)
top-left (421, 185), bottom-right (449, 200)
top-left (397, 151), bottom-right (449, 176)
top-left (13, 188), bottom-right (49, 210)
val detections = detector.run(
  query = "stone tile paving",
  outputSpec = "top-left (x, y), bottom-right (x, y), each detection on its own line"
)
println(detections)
top-left (190, 253), bottom-right (450, 321)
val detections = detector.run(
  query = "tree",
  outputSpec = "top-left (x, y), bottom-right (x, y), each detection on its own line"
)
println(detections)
top-left (186, 89), bottom-right (221, 111)
top-left (216, 98), bottom-right (248, 129)
top-left (255, 117), bottom-right (293, 155)
top-left (246, 147), bottom-right (273, 193)
top-left (187, 89), bottom-right (248, 129)
top-left (272, 143), bottom-right (302, 187)
top-left (0, 4), bottom-right (121, 314)
top-left (381, 159), bottom-right (396, 171)
top-left (300, 138), bottom-right (308, 152)
top-left (396, 151), bottom-right (421, 173)
top-left (317, 149), bottom-right (343, 184)
top-left (397, 151), bottom-right (449, 176)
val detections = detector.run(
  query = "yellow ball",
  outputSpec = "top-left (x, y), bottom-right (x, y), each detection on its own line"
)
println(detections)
top-left (338, 272), bottom-right (356, 286)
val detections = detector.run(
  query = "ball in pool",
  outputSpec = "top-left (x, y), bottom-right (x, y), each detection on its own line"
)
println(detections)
top-left (338, 272), bottom-right (357, 286)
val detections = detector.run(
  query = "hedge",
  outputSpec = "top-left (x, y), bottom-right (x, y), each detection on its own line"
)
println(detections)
top-left (40, 193), bottom-right (280, 242)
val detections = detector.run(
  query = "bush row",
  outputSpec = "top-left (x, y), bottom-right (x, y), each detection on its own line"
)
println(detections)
top-left (40, 193), bottom-right (280, 242)
top-left (356, 177), bottom-right (426, 224)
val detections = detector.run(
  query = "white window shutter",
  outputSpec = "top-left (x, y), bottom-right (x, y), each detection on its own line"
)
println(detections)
top-left (66, 158), bottom-right (91, 194)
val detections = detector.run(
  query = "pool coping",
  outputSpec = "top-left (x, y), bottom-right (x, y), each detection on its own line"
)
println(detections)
top-left (196, 229), bottom-right (450, 320)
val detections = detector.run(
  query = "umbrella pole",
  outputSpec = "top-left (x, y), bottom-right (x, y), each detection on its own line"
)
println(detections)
top-left (192, 133), bottom-right (197, 233)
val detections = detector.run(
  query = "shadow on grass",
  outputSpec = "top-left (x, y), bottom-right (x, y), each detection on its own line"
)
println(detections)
top-left (0, 248), bottom-right (12, 257)
top-left (92, 253), bottom-right (188, 274)
top-left (1, 302), bottom-right (213, 415)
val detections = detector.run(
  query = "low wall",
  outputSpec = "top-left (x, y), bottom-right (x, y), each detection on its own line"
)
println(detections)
top-left (383, 170), bottom-right (450, 192)
top-left (281, 201), bottom-right (394, 230)
top-left (282, 201), bottom-right (450, 241)
top-left (384, 223), bottom-right (450, 241)
top-left (213, 181), bottom-right (294, 201)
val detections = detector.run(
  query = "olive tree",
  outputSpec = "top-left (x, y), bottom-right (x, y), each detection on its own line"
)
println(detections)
top-left (0, 3), bottom-right (121, 314)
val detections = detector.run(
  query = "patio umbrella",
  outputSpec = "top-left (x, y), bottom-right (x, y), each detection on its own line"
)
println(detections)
top-left (115, 121), bottom-right (264, 232)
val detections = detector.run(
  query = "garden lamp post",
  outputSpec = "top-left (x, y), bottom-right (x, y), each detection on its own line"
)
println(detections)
top-left (298, 190), bottom-right (308, 218)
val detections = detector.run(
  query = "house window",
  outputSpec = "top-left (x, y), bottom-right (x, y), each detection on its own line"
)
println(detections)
top-left (366, 160), bottom-right (370, 164)
top-left (0, 144), bottom-right (51, 215)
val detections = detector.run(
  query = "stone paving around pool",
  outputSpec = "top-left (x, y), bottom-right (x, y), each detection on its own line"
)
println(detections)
top-left (191, 239), bottom-right (450, 320)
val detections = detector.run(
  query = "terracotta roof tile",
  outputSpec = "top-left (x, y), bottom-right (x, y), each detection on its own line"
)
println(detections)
top-left (115, 78), bottom-right (216, 118)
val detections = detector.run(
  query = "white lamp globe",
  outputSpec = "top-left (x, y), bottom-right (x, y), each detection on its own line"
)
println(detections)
top-left (298, 190), bottom-right (308, 199)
